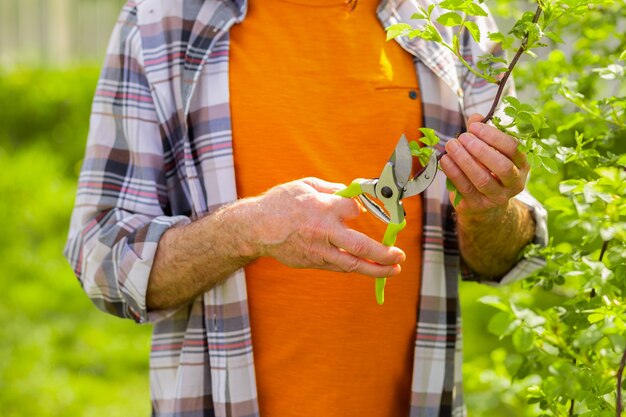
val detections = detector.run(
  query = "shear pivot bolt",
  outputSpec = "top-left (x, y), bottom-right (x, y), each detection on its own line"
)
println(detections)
top-left (381, 186), bottom-right (393, 198)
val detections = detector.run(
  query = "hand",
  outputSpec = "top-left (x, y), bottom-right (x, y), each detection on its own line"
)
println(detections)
top-left (439, 113), bottom-right (530, 219)
top-left (249, 177), bottom-right (405, 278)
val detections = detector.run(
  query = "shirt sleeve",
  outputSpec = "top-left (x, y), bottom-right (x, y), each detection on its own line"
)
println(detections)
top-left (64, 3), bottom-right (191, 324)
top-left (459, 191), bottom-right (549, 284)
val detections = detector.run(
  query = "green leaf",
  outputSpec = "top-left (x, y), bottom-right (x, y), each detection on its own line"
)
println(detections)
top-left (445, 177), bottom-right (456, 192)
top-left (620, 50), bottom-right (626, 61)
top-left (386, 23), bottom-right (413, 41)
top-left (436, 12), bottom-right (463, 27)
top-left (559, 179), bottom-right (584, 194)
top-left (439, 0), bottom-right (465, 11)
top-left (463, 21), bottom-right (481, 43)
top-left (593, 64), bottom-right (624, 80)
top-left (418, 128), bottom-right (440, 146)
top-left (617, 154), bottom-right (626, 167)
top-left (504, 353), bottom-right (523, 377)
top-left (541, 157), bottom-right (559, 174)
top-left (544, 196), bottom-right (572, 212)
top-left (488, 32), bottom-right (515, 50)
top-left (503, 96), bottom-right (522, 109)
top-left (512, 327), bottom-right (535, 353)
top-left (488, 311), bottom-right (518, 338)
top-left (453, 189), bottom-right (463, 207)
top-left (446, 178), bottom-right (463, 206)
top-left (479, 295), bottom-right (510, 312)
top-left (410, 9), bottom-right (428, 20)
top-left (545, 31), bottom-right (564, 44)
top-left (504, 106), bottom-right (518, 118)
top-left (465, 2), bottom-right (487, 17)
top-left (409, 24), bottom-right (443, 43)
top-left (527, 152), bottom-right (541, 169)
top-left (587, 313), bottom-right (605, 324)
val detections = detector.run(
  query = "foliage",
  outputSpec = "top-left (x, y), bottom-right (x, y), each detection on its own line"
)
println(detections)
top-left (389, 0), bottom-right (626, 415)
top-left (0, 68), bottom-right (151, 417)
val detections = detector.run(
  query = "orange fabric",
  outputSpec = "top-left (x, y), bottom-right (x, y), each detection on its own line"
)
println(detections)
top-left (230, 1), bottom-right (423, 416)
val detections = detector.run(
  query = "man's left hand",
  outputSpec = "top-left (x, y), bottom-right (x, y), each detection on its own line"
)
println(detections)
top-left (438, 113), bottom-right (535, 278)
top-left (439, 113), bottom-right (529, 217)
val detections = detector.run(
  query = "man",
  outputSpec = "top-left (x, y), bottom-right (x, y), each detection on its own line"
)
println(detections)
top-left (65, 0), bottom-right (547, 416)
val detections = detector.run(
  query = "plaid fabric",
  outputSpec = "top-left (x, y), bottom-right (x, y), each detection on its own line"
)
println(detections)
top-left (64, 0), bottom-right (548, 416)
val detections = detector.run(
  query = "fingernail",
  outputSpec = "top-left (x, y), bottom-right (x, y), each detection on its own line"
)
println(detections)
top-left (459, 134), bottom-right (480, 153)
top-left (446, 139), bottom-right (460, 153)
top-left (392, 248), bottom-right (406, 263)
top-left (458, 133), bottom-right (473, 147)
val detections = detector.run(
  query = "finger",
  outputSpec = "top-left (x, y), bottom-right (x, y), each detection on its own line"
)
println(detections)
top-left (457, 132), bottom-right (522, 189)
top-left (445, 138), bottom-right (505, 197)
top-left (329, 227), bottom-right (405, 266)
top-left (439, 153), bottom-right (482, 205)
top-left (468, 123), bottom-right (528, 169)
top-left (324, 247), bottom-right (402, 278)
top-left (332, 196), bottom-right (363, 221)
top-left (467, 113), bottom-right (484, 130)
top-left (302, 177), bottom-right (346, 194)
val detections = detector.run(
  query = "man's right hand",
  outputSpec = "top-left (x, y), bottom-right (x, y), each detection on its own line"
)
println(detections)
top-left (249, 178), bottom-right (405, 278)
top-left (147, 177), bottom-right (405, 311)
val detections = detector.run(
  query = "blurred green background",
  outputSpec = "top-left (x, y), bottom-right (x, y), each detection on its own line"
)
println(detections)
top-left (0, 1), bottom-right (577, 416)
top-left (1, 1), bottom-right (152, 416)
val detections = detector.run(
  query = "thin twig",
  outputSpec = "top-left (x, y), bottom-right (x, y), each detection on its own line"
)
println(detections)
top-left (595, 239), bottom-right (625, 417)
top-left (617, 349), bottom-right (626, 417)
top-left (599, 240), bottom-right (609, 262)
top-left (570, 357), bottom-right (577, 416)
top-left (482, 5), bottom-right (543, 123)
top-left (437, 5), bottom-right (543, 160)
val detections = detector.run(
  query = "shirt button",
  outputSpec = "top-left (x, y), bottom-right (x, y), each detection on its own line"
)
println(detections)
top-left (408, 90), bottom-right (418, 100)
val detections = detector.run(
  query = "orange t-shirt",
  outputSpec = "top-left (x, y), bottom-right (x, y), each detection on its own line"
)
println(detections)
top-left (230, 1), bottom-right (423, 416)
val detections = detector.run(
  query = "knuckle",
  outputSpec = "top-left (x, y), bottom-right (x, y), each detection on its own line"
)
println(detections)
top-left (317, 247), bottom-right (333, 266)
top-left (338, 198), bottom-right (361, 218)
top-left (343, 257), bottom-right (361, 274)
top-left (496, 159), bottom-right (515, 177)
top-left (474, 174), bottom-right (492, 191)
top-left (349, 239), bottom-right (370, 257)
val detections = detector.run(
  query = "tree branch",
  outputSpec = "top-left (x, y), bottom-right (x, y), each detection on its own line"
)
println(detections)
top-left (482, 5), bottom-right (543, 124)
top-left (436, 4), bottom-right (543, 162)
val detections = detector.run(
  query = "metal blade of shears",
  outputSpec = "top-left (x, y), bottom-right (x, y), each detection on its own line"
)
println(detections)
top-left (390, 135), bottom-right (412, 191)
top-left (403, 152), bottom-right (438, 197)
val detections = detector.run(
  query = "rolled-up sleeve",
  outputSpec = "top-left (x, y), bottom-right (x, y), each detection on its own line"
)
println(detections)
top-left (64, 3), bottom-right (190, 323)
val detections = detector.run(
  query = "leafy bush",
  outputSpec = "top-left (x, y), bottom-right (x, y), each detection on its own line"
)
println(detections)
top-left (457, 1), bottom-right (626, 416)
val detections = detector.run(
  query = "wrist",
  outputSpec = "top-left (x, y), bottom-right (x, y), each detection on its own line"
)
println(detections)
top-left (209, 197), bottom-right (264, 261)
top-left (456, 200), bottom-right (512, 231)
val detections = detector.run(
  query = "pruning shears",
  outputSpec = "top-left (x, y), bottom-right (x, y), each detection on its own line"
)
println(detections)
top-left (335, 135), bottom-right (438, 305)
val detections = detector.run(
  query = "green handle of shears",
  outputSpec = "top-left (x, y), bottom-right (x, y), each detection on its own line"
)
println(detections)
top-left (376, 220), bottom-right (406, 305)
top-left (335, 182), bottom-right (406, 305)
top-left (335, 181), bottom-right (363, 198)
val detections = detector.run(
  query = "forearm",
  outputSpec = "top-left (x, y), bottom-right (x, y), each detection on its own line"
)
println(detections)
top-left (146, 178), bottom-right (405, 311)
top-left (147, 198), bottom-right (260, 311)
top-left (456, 198), bottom-right (535, 279)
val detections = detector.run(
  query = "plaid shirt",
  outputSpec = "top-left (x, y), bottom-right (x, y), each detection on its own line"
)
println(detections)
top-left (64, 0), bottom-right (548, 416)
